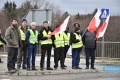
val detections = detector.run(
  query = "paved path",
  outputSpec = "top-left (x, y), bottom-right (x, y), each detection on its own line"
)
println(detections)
top-left (0, 57), bottom-right (120, 80)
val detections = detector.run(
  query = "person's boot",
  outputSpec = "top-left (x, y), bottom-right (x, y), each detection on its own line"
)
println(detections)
top-left (61, 67), bottom-right (66, 69)
top-left (40, 67), bottom-right (44, 71)
top-left (85, 66), bottom-right (89, 69)
top-left (22, 65), bottom-right (27, 69)
top-left (46, 67), bottom-right (53, 70)
top-left (27, 68), bottom-right (31, 71)
top-left (64, 65), bottom-right (67, 67)
top-left (0, 61), bottom-right (3, 63)
top-left (32, 67), bottom-right (37, 71)
top-left (76, 66), bottom-right (82, 69)
top-left (91, 66), bottom-right (96, 69)
top-left (9, 69), bottom-right (16, 73)
top-left (54, 67), bottom-right (57, 70)
top-left (0, 59), bottom-right (3, 63)
top-left (54, 65), bottom-right (58, 70)
top-left (72, 67), bottom-right (77, 70)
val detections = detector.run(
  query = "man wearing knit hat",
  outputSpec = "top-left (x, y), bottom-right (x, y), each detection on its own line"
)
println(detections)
top-left (26, 22), bottom-right (38, 71)
top-left (17, 19), bottom-right (30, 70)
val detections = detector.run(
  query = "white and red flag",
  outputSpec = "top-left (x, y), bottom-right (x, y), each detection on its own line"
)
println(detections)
top-left (96, 14), bottom-right (110, 39)
top-left (50, 16), bottom-right (70, 35)
top-left (87, 9), bottom-right (101, 32)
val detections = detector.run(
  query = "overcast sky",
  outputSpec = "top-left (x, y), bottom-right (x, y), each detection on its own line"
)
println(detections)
top-left (0, 0), bottom-right (120, 15)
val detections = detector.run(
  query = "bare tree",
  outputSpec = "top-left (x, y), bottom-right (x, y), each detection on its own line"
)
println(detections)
top-left (43, 1), bottom-right (63, 29)
top-left (44, 1), bottom-right (50, 9)
top-left (29, 0), bottom-right (45, 9)
top-left (18, 0), bottom-right (33, 19)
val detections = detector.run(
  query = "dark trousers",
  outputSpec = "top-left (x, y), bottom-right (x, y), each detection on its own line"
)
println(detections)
top-left (72, 48), bottom-right (82, 68)
top-left (64, 45), bottom-right (69, 60)
top-left (7, 47), bottom-right (18, 71)
top-left (54, 47), bottom-right (64, 67)
top-left (0, 58), bottom-right (2, 62)
top-left (27, 45), bottom-right (38, 69)
top-left (0, 47), bottom-right (3, 62)
top-left (17, 46), bottom-right (27, 68)
top-left (40, 47), bottom-right (52, 68)
top-left (85, 48), bottom-right (95, 67)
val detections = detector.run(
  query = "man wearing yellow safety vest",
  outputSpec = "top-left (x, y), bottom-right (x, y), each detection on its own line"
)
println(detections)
top-left (71, 27), bottom-right (83, 69)
top-left (62, 27), bottom-right (70, 67)
top-left (0, 30), bottom-right (6, 63)
top-left (51, 25), bottom-right (66, 70)
top-left (17, 19), bottom-right (29, 70)
top-left (39, 21), bottom-right (53, 71)
top-left (26, 22), bottom-right (38, 71)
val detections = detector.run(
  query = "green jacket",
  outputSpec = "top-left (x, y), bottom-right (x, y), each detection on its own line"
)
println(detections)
top-left (5, 25), bottom-right (22, 48)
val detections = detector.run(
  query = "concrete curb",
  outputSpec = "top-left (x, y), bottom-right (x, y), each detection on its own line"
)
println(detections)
top-left (0, 69), bottom-right (101, 76)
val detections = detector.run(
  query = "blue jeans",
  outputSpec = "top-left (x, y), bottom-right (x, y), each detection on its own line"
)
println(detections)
top-left (85, 48), bottom-right (95, 67)
top-left (72, 48), bottom-right (82, 68)
top-left (27, 44), bottom-right (38, 69)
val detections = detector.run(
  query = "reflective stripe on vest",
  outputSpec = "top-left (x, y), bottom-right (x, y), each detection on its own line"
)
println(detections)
top-left (20, 29), bottom-right (26, 40)
top-left (72, 33), bottom-right (83, 48)
top-left (29, 29), bottom-right (38, 44)
top-left (54, 33), bottom-right (64, 48)
top-left (63, 32), bottom-right (70, 46)
top-left (40, 30), bottom-right (52, 45)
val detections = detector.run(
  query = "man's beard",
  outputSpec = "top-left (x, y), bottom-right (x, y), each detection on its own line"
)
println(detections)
top-left (12, 24), bottom-right (17, 28)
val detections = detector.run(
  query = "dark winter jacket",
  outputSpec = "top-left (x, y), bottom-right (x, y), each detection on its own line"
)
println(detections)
top-left (82, 30), bottom-right (96, 48)
top-left (70, 32), bottom-right (83, 50)
top-left (38, 27), bottom-right (53, 48)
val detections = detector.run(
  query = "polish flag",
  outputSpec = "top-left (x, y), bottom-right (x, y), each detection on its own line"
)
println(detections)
top-left (87, 9), bottom-right (101, 32)
top-left (96, 14), bottom-right (110, 39)
top-left (50, 16), bottom-right (70, 35)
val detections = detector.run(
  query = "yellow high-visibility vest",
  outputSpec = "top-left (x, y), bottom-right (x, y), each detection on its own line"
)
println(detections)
top-left (0, 36), bottom-right (4, 45)
top-left (40, 30), bottom-right (52, 45)
top-left (0, 41), bottom-right (4, 45)
top-left (72, 33), bottom-right (83, 48)
top-left (19, 29), bottom-right (26, 40)
top-left (62, 32), bottom-right (70, 46)
top-left (54, 33), bottom-right (64, 48)
top-left (19, 26), bottom-right (30, 40)
top-left (29, 29), bottom-right (38, 44)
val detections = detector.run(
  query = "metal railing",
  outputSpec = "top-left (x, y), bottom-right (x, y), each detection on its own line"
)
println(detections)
top-left (96, 41), bottom-right (120, 59)
top-left (0, 41), bottom-right (120, 59)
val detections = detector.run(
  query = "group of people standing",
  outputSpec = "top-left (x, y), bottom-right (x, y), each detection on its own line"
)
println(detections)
top-left (3, 18), bottom-right (96, 73)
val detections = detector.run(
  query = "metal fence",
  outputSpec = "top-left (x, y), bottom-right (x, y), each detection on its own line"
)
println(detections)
top-left (96, 41), bottom-right (120, 59)
top-left (0, 41), bottom-right (120, 59)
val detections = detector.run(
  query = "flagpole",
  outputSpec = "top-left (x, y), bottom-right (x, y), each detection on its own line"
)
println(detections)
top-left (81, 28), bottom-right (88, 38)
top-left (81, 9), bottom-right (100, 38)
